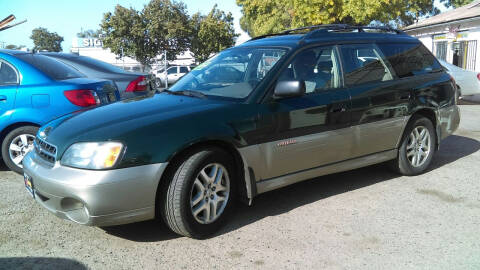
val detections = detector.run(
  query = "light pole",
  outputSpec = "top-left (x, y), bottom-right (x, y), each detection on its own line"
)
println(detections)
top-left (164, 50), bottom-right (168, 88)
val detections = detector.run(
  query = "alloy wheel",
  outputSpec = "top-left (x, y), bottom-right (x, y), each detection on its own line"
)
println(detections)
top-left (406, 126), bottom-right (431, 167)
top-left (8, 134), bottom-right (35, 168)
top-left (190, 163), bottom-right (230, 224)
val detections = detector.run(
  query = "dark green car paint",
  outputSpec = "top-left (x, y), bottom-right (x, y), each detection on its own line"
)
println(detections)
top-left (38, 32), bottom-right (457, 176)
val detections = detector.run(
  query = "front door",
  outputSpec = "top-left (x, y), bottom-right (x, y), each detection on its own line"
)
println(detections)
top-left (254, 45), bottom-right (352, 180)
top-left (0, 59), bottom-right (19, 117)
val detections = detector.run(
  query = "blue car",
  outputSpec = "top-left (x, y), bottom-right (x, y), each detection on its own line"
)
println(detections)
top-left (0, 49), bottom-right (119, 173)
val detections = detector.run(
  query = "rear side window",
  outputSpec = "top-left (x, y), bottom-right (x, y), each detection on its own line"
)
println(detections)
top-left (0, 60), bottom-right (18, 85)
top-left (16, 54), bottom-right (84, 80)
top-left (378, 43), bottom-right (442, 78)
top-left (340, 44), bottom-right (393, 86)
top-left (167, 67), bottom-right (177, 74)
top-left (179, 66), bottom-right (189, 73)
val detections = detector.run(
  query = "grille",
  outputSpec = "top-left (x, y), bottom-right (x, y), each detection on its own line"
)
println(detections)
top-left (34, 137), bottom-right (57, 164)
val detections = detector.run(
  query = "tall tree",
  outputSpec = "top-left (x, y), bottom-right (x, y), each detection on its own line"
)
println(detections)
top-left (77, 29), bottom-right (102, 38)
top-left (440, 0), bottom-right (474, 8)
top-left (30, 27), bottom-right (63, 52)
top-left (5, 44), bottom-right (25, 50)
top-left (237, 0), bottom-right (439, 37)
top-left (190, 5), bottom-right (238, 63)
top-left (100, 0), bottom-right (190, 70)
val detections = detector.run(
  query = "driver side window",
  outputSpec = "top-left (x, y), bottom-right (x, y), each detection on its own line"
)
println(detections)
top-left (278, 46), bottom-right (342, 94)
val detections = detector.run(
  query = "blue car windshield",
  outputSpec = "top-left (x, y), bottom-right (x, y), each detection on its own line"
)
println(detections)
top-left (169, 47), bottom-right (287, 99)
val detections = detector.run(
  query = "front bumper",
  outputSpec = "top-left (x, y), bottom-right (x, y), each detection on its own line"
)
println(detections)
top-left (23, 151), bottom-right (168, 226)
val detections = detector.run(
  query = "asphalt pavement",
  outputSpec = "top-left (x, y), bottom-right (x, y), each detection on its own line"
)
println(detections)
top-left (0, 105), bottom-right (479, 270)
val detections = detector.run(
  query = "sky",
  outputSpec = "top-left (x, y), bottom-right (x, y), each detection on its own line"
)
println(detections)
top-left (0, 0), bottom-right (250, 52)
top-left (1, 0), bottom-right (450, 52)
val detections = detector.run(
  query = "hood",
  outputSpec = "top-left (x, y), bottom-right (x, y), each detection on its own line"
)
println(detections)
top-left (40, 93), bottom-right (229, 153)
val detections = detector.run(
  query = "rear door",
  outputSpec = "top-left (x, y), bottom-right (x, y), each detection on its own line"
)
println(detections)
top-left (0, 59), bottom-right (19, 116)
top-left (256, 45), bottom-right (353, 180)
top-left (339, 43), bottom-right (411, 158)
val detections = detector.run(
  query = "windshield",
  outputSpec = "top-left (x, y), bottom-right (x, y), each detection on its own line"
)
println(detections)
top-left (169, 47), bottom-right (287, 99)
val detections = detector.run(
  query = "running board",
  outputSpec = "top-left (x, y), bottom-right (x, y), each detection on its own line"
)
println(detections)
top-left (256, 149), bottom-right (397, 194)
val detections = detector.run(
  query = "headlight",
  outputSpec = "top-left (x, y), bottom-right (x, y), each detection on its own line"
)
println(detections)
top-left (61, 142), bottom-right (124, 169)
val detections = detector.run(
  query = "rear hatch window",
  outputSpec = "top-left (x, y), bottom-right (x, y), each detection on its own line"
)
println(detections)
top-left (17, 54), bottom-right (85, 80)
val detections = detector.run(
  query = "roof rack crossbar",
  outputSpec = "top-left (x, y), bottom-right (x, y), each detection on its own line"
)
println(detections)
top-left (247, 24), bottom-right (405, 42)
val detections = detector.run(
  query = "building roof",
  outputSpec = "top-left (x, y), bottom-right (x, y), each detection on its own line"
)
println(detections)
top-left (404, 0), bottom-right (480, 31)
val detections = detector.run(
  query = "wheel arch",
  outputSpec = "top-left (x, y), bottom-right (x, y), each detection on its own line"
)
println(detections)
top-left (155, 139), bottom-right (252, 218)
top-left (402, 108), bottom-right (440, 150)
top-left (0, 122), bottom-right (41, 145)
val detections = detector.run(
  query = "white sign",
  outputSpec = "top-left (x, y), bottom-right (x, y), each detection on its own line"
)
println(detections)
top-left (81, 38), bottom-right (103, 48)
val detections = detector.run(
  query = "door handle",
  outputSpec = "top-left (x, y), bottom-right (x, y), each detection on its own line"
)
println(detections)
top-left (400, 93), bottom-right (411, 100)
top-left (0, 95), bottom-right (7, 101)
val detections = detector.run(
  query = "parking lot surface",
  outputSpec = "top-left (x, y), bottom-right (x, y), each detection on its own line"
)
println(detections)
top-left (1, 105), bottom-right (479, 270)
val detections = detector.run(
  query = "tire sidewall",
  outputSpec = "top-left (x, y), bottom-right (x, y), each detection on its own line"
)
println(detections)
top-left (398, 117), bottom-right (436, 175)
top-left (1, 126), bottom-right (38, 174)
top-left (178, 148), bottom-right (237, 238)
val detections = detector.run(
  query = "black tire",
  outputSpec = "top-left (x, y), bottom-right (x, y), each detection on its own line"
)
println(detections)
top-left (1, 126), bottom-right (38, 174)
top-left (160, 147), bottom-right (237, 238)
top-left (390, 116), bottom-right (436, 176)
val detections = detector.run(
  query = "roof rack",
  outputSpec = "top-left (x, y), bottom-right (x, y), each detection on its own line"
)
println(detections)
top-left (248, 24), bottom-right (405, 42)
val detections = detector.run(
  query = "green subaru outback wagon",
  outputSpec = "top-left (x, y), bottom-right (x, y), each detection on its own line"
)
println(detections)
top-left (23, 25), bottom-right (460, 238)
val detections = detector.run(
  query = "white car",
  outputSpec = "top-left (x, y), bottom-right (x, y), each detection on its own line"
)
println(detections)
top-left (155, 66), bottom-right (191, 87)
top-left (438, 59), bottom-right (480, 97)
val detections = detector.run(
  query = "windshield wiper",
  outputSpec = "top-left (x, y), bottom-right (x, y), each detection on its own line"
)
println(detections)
top-left (160, 89), bottom-right (207, 99)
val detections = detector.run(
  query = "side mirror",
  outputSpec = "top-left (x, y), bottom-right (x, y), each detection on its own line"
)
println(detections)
top-left (274, 80), bottom-right (306, 98)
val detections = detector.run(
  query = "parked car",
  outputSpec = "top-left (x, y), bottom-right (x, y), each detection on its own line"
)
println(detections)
top-left (155, 65), bottom-right (191, 87)
top-left (41, 53), bottom-right (154, 98)
top-left (438, 59), bottom-right (480, 97)
top-left (23, 25), bottom-right (460, 239)
top-left (0, 49), bottom-right (119, 173)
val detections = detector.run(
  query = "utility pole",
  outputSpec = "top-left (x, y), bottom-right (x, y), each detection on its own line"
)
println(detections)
top-left (164, 50), bottom-right (168, 88)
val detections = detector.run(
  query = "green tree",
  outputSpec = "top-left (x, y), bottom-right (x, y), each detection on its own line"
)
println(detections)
top-left (77, 29), bottom-right (102, 38)
top-left (190, 5), bottom-right (238, 63)
top-left (30, 27), bottom-right (63, 52)
top-left (5, 44), bottom-right (25, 50)
top-left (100, 0), bottom-right (190, 70)
top-left (440, 0), bottom-right (474, 8)
top-left (237, 0), bottom-right (438, 37)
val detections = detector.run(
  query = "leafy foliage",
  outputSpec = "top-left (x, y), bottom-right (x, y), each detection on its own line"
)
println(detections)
top-left (100, 0), bottom-right (190, 69)
top-left (236, 0), bottom-right (439, 37)
top-left (77, 29), bottom-right (103, 38)
top-left (190, 5), bottom-right (238, 63)
top-left (440, 0), bottom-right (474, 8)
top-left (5, 44), bottom-right (25, 50)
top-left (30, 27), bottom-right (64, 52)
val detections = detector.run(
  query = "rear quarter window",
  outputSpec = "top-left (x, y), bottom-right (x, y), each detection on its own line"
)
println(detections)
top-left (378, 43), bottom-right (442, 78)
top-left (16, 54), bottom-right (84, 80)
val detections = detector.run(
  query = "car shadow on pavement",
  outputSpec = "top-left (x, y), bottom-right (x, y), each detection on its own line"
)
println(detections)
top-left (103, 135), bottom-right (479, 242)
top-left (0, 160), bottom-right (9, 171)
top-left (0, 257), bottom-right (87, 270)
top-left (102, 218), bottom-right (179, 242)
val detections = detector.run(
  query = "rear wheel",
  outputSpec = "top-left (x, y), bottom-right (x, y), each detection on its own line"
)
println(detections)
top-left (390, 116), bottom-right (436, 175)
top-left (1, 126), bottom-right (38, 174)
top-left (160, 148), bottom-right (236, 238)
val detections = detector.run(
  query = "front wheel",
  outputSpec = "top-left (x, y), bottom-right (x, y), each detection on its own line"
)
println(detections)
top-left (390, 116), bottom-right (436, 175)
top-left (1, 126), bottom-right (38, 174)
top-left (160, 148), bottom-right (236, 238)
